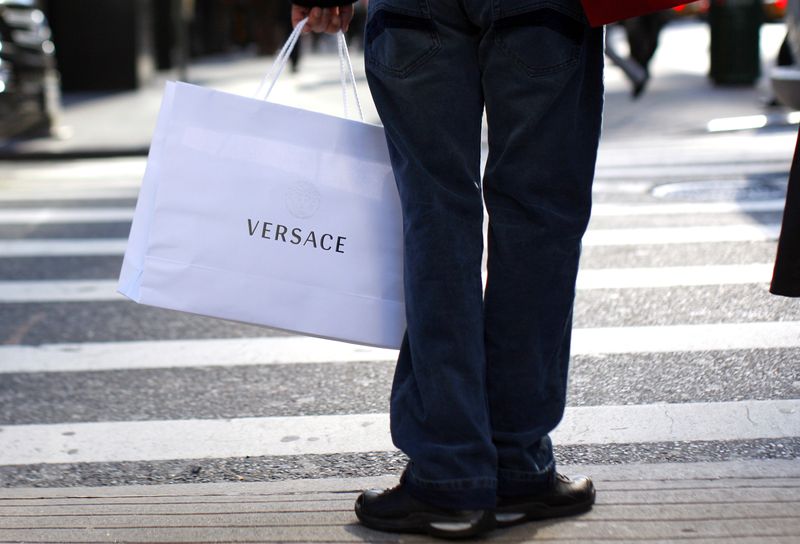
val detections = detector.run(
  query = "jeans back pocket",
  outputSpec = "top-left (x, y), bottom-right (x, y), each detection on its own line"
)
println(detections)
top-left (365, 1), bottom-right (441, 79)
top-left (493, 1), bottom-right (586, 78)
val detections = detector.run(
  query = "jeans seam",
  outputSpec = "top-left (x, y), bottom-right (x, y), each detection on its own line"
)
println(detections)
top-left (493, 0), bottom-right (585, 22)
top-left (498, 459), bottom-right (555, 482)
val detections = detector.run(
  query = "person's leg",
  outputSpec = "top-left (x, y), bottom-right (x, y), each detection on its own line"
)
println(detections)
top-left (478, 0), bottom-right (604, 499)
top-left (605, 23), bottom-right (648, 97)
top-left (625, 13), bottom-right (665, 74)
top-left (364, 0), bottom-right (495, 510)
top-left (287, 18), bottom-right (301, 72)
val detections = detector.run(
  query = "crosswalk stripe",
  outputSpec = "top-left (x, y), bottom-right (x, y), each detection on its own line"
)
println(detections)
top-left (575, 263), bottom-right (773, 289)
top-left (0, 208), bottom-right (135, 224)
top-left (0, 224), bottom-right (782, 258)
top-left (583, 224), bottom-right (781, 245)
top-left (2, 321), bottom-right (798, 374)
top-left (0, 335), bottom-right (398, 373)
top-left (590, 200), bottom-right (786, 217)
top-left (0, 264), bottom-right (775, 303)
top-left (0, 200), bottom-right (783, 224)
top-left (1, 399), bottom-right (796, 465)
top-left (0, 280), bottom-right (124, 302)
top-left (594, 162), bottom-right (791, 180)
top-left (0, 187), bottom-right (140, 202)
top-left (0, 239), bottom-right (128, 257)
top-left (0, 158), bottom-right (145, 182)
top-left (0, 179), bottom-right (140, 193)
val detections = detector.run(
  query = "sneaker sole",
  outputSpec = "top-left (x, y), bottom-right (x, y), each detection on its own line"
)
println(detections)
top-left (355, 505), bottom-right (496, 539)
top-left (494, 487), bottom-right (596, 528)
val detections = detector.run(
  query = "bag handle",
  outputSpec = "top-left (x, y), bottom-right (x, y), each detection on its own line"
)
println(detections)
top-left (337, 30), bottom-right (364, 121)
top-left (254, 17), bottom-right (364, 122)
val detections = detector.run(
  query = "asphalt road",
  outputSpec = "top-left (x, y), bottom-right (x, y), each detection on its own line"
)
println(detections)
top-left (1, 125), bottom-right (798, 487)
top-left (0, 20), bottom-right (798, 489)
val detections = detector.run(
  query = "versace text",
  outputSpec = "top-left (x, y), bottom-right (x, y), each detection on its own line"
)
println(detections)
top-left (247, 219), bottom-right (346, 254)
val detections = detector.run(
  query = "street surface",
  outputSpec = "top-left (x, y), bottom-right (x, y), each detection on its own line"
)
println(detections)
top-left (1, 127), bottom-right (798, 484)
top-left (0, 19), bottom-right (798, 543)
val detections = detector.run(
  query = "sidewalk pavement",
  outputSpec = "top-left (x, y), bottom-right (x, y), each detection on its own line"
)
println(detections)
top-left (0, 21), bottom-right (793, 160)
top-left (0, 46), bottom-right (381, 160)
top-left (2, 460), bottom-right (798, 542)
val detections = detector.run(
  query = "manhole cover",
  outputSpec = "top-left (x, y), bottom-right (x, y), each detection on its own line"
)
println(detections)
top-left (651, 177), bottom-right (788, 202)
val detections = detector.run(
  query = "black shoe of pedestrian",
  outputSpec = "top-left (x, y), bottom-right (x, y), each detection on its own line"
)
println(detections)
top-left (494, 473), bottom-right (595, 528)
top-left (632, 75), bottom-right (649, 99)
top-left (355, 483), bottom-right (496, 539)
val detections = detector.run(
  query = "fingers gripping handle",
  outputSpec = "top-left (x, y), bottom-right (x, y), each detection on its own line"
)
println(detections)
top-left (255, 18), bottom-right (364, 122)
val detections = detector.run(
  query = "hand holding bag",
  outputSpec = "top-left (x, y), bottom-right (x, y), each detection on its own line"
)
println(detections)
top-left (580, 0), bottom-right (690, 27)
top-left (118, 20), bottom-right (405, 348)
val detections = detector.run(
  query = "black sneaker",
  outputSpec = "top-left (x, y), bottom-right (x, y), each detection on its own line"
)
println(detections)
top-left (494, 473), bottom-right (595, 527)
top-left (354, 483), bottom-right (496, 539)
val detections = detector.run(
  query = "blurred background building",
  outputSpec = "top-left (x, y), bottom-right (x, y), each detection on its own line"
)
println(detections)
top-left (0, 0), bottom-right (798, 144)
top-left (0, 0), bottom-right (322, 141)
top-left (40, 0), bottom-right (296, 92)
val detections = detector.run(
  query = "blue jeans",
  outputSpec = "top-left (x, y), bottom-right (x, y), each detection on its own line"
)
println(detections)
top-left (364, 0), bottom-right (604, 510)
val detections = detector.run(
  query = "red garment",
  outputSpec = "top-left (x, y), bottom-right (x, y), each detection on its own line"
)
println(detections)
top-left (580, 0), bottom-right (689, 27)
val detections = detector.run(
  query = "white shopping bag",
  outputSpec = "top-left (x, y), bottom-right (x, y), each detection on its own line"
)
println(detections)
top-left (118, 23), bottom-right (405, 348)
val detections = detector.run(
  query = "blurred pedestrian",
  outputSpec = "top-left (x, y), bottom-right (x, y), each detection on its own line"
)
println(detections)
top-left (278, 1), bottom-right (302, 72)
top-left (771, 130), bottom-right (800, 297)
top-left (607, 11), bottom-right (669, 98)
top-left (291, 0), bottom-right (602, 539)
top-left (623, 12), bottom-right (667, 75)
top-left (605, 23), bottom-right (648, 97)
top-left (346, 0), bottom-right (367, 49)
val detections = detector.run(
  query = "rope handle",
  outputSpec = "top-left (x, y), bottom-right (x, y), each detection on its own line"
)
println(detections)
top-left (254, 18), bottom-right (364, 122)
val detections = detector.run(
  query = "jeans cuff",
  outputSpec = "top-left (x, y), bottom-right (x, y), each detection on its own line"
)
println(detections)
top-left (402, 467), bottom-right (497, 510)
top-left (497, 461), bottom-right (556, 498)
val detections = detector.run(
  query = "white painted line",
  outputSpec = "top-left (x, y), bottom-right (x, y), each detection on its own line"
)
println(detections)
top-left (0, 179), bottom-right (141, 194)
top-left (0, 225), bottom-right (781, 258)
top-left (594, 163), bottom-right (791, 181)
top-left (552, 399), bottom-right (800, 446)
top-left (0, 264), bottom-right (775, 304)
top-left (0, 208), bottom-right (134, 224)
top-left (0, 280), bottom-right (123, 302)
top-left (0, 413), bottom-right (395, 465)
top-left (2, 321), bottom-right (798, 374)
top-left (0, 399), bottom-right (796, 465)
top-left (591, 200), bottom-right (786, 217)
top-left (583, 224), bottom-right (781, 246)
top-left (0, 335), bottom-right (400, 373)
top-left (575, 263), bottom-right (774, 289)
top-left (571, 322), bottom-right (800, 355)
top-left (0, 158), bottom-right (145, 183)
top-left (591, 180), bottom-right (653, 194)
top-left (0, 200), bottom-right (781, 224)
top-left (0, 187), bottom-right (140, 202)
top-left (0, 199), bottom-right (785, 225)
top-left (0, 239), bottom-right (128, 257)
top-left (707, 112), bottom-right (800, 133)
top-left (0, 263), bottom-right (776, 303)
